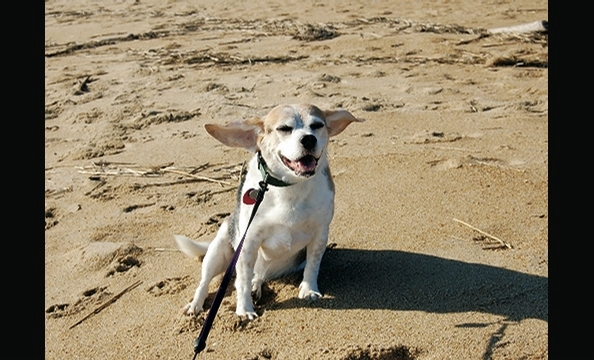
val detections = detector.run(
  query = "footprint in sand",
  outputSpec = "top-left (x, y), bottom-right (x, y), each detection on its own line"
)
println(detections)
top-left (45, 207), bottom-right (59, 230)
top-left (67, 241), bottom-right (143, 276)
top-left (147, 276), bottom-right (191, 297)
top-left (338, 344), bottom-right (421, 360)
top-left (46, 286), bottom-right (112, 319)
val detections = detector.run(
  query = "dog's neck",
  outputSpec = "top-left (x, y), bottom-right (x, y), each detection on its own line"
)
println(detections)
top-left (257, 151), bottom-right (294, 187)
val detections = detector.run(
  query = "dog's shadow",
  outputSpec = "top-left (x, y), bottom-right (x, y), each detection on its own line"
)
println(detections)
top-left (265, 248), bottom-right (547, 323)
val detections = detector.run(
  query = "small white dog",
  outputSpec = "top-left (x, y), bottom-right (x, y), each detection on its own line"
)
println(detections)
top-left (175, 104), bottom-right (363, 319)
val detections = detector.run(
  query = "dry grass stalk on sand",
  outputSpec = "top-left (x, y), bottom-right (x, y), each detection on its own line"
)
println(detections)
top-left (453, 218), bottom-right (513, 250)
top-left (69, 280), bottom-right (143, 330)
top-left (161, 168), bottom-right (232, 186)
top-left (77, 161), bottom-right (243, 187)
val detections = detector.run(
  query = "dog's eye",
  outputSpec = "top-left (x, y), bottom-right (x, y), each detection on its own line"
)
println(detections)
top-left (310, 122), bottom-right (325, 130)
top-left (276, 125), bottom-right (293, 133)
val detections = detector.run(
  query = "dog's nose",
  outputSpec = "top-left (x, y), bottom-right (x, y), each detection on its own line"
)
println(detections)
top-left (300, 135), bottom-right (317, 150)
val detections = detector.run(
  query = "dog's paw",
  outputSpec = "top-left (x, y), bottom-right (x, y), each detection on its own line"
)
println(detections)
top-left (298, 283), bottom-right (322, 301)
top-left (182, 302), bottom-right (203, 316)
top-left (236, 308), bottom-right (259, 320)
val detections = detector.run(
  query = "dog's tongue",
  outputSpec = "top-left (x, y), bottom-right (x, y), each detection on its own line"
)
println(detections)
top-left (285, 155), bottom-right (317, 175)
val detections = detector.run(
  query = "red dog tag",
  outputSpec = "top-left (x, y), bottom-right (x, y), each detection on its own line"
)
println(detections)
top-left (242, 188), bottom-right (259, 205)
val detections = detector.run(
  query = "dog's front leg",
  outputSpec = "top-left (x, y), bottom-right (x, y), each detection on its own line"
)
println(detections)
top-left (234, 241), bottom-right (259, 320)
top-left (298, 230), bottom-right (328, 301)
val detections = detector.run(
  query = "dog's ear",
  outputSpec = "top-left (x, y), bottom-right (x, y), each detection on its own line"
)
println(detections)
top-left (204, 118), bottom-right (263, 152)
top-left (323, 109), bottom-right (365, 137)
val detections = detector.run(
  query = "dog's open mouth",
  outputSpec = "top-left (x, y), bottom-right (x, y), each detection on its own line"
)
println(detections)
top-left (281, 154), bottom-right (318, 177)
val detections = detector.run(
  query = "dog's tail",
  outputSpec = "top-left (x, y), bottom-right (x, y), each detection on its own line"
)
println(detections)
top-left (174, 235), bottom-right (210, 258)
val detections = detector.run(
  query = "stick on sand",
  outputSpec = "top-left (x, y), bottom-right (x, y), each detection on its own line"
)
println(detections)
top-left (162, 168), bottom-right (232, 186)
top-left (69, 280), bottom-right (143, 330)
top-left (453, 218), bottom-right (513, 249)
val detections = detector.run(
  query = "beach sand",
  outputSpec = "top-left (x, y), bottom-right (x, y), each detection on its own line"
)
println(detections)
top-left (45, 1), bottom-right (548, 359)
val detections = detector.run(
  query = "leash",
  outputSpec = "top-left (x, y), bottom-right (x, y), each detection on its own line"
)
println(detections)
top-left (191, 170), bottom-right (272, 359)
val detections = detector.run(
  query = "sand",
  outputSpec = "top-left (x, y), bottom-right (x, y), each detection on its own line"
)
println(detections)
top-left (45, 1), bottom-right (548, 359)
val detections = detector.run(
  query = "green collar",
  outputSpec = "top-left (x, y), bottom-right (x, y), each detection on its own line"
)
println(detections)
top-left (257, 152), bottom-right (293, 187)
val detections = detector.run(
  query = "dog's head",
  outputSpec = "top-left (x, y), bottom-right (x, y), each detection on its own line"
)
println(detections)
top-left (205, 104), bottom-right (364, 183)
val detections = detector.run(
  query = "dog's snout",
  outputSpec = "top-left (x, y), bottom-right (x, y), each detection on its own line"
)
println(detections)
top-left (300, 135), bottom-right (317, 150)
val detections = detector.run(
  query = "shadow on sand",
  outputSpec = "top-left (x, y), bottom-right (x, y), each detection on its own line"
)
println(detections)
top-left (271, 248), bottom-right (547, 323)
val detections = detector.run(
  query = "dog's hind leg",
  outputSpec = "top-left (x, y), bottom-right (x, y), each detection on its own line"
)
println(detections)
top-left (183, 220), bottom-right (234, 315)
top-left (251, 254), bottom-right (270, 301)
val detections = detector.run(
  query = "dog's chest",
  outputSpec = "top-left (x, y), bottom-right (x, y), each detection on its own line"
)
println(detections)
top-left (255, 221), bottom-right (313, 260)
top-left (239, 182), bottom-right (333, 256)
top-left (264, 179), bottom-right (332, 220)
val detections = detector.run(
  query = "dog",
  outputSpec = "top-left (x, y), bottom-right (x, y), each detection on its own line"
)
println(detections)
top-left (174, 104), bottom-right (364, 320)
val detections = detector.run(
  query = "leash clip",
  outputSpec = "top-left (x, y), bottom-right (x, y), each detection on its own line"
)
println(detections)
top-left (258, 180), bottom-right (269, 192)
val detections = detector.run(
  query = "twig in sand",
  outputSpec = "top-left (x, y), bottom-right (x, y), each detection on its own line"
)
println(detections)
top-left (153, 247), bottom-right (180, 252)
top-left (84, 180), bottom-right (107, 196)
top-left (456, 33), bottom-right (490, 46)
top-left (192, 186), bottom-right (238, 199)
top-left (73, 76), bottom-right (97, 95)
top-left (123, 203), bottom-right (156, 213)
top-left (162, 168), bottom-right (231, 186)
top-left (69, 280), bottom-right (142, 330)
top-left (131, 178), bottom-right (204, 189)
top-left (210, 186), bottom-right (237, 196)
top-left (426, 145), bottom-right (475, 152)
top-left (453, 218), bottom-right (512, 250)
top-left (78, 162), bottom-right (242, 189)
top-left (189, 162), bottom-right (213, 175)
